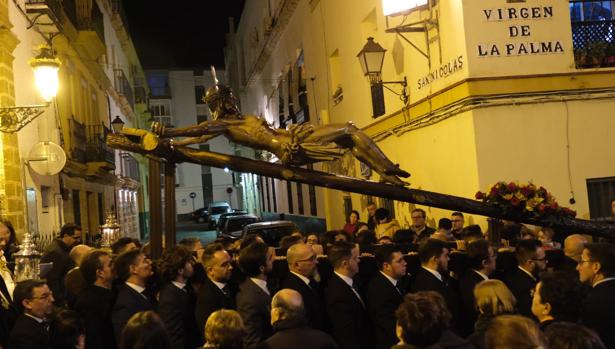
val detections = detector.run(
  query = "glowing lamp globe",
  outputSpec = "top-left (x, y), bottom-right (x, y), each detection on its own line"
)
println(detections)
top-left (29, 46), bottom-right (61, 102)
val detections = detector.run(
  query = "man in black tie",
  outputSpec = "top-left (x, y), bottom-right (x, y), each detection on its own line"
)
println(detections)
top-left (41, 223), bottom-right (82, 306)
top-left (158, 246), bottom-right (200, 349)
top-left (578, 243), bottom-right (615, 349)
top-left (74, 249), bottom-right (117, 349)
top-left (111, 249), bottom-right (154, 345)
top-left (325, 242), bottom-right (373, 349)
top-left (236, 241), bottom-right (275, 349)
top-left (458, 239), bottom-right (496, 336)
top-left (367, 244), bottom-right (407, 349)
top-left (281, 243), bottom-right (326, 330)
top-left (195, 243), bottom-right (236, 336)
top-left (8, 279), bottom-right (54, 349)
top-left (504, 239), bottom-right (546, 318)
top-left (409, 239), bottom-right (459, 325)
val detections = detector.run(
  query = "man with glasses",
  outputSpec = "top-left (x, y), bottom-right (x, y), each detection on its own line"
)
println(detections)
top-left (281, 243), bottom-right (325, 330)
top-left (8, 279), bottom-right (55, 349)
top-left (41, 223), bottom-right (82, 306)
top-left (505, 239), bottom-right (546, 318)
top-left (578, 243), bottom-right (615, 349)
top-left (450, 212), bottom-right (465, 240)
top-left (411, 208), bottom-right (435, 242)
top-left (195, 243), bottom-right (236, 338)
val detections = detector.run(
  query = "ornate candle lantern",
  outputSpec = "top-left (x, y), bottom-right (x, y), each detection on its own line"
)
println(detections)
top-left (100, 213), bottom-right (121, 248)
top-left (13, 232), bottom-right (42, 282)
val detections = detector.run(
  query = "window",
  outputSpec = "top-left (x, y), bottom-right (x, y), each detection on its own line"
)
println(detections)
top-left (271, 178), bottom-right (278, 212)
top-left (195, 86), bottom-right (205, 104)
top-left (296, 182), bottom-right (304, 215)
top-left (586, 176), bottom-right (615, 219)
top-left (570, 1), bottom-right (614, 21)
top-left (287, 181), bottom-right (294, 214)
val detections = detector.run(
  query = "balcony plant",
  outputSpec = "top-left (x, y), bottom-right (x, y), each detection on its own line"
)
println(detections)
top-left (605, 42), bottom-right (615, 65)
top-left (586, 41), bottom-right (608, 67)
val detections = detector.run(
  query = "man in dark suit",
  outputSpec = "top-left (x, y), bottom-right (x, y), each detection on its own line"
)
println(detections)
top-left (158, 246), bottom-right (200, 349)
top-left (504, 239), bottom-right (546, 318)
top-left (324, 241), bottom-right (373, 349)
top-left (281, 243), bottom-right (326, 330)
top-left (367, 244), bottom-right (407, 349)
top-left (8, 279), bottom-right (54, 349)
top-left (111, 249), bottom-right (154, 345)
top-left (458, 239), bottom-right (496, 336)
top-left (41, 223), bottom-right (82, 306)
top-left (74, 249), bottom-right (117, 349)
top-left (258, 288), bottom-right (338, 349)
top-left (578, 243), bottom-right (615, 349)
top-left (411, 208), bottom-right (436, 242)
top-left (409, 239), bottom-right (459, 324)
top-left (195, 243), bottom-right (236, 336)
top-left (236, 241), bottom-right (275, 349)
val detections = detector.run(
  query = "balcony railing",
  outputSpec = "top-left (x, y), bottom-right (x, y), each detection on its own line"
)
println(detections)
top-left (120, 152), bottom-right (140, 181)
top-left (86, 124), bottom-right (115, 166)
top-left (115, 69), bottom-right (135, 109)
top-left (110, 0), bottom-right (130, 32)
top-left (570, 0), bottom-right (615, 68)
top-left (24, 0), bottom-right (65, 26)
top-left (63, 0), bottom-right (105, 43)
top-left (69, 116), bottom-right (86, 163)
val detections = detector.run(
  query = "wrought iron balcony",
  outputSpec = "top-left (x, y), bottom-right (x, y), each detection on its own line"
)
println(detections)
top-left (570, 0), bottom-right (615, 68)
top-left (86, 124), bottom-right (115, 168)
top-left (24, 0), bottom-right (65, 33)
top-left (115, 69), bottom-right (135, 110)
top-left (69, 116), bottom-right (86, 163)
top-left (120, 152), bottom-right (140, 182)
top-left (63, 0), bottom-right (105, 43)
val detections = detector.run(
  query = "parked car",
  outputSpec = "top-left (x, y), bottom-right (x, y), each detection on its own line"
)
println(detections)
top-left (192, 208), bottom-right (209, 223)
top-left (216, 211), bottom-right (249, 232)
top-left (207, 201), bottom-right (232, 228)
top-left (219, 215), bottom-right (261, 239)
top-left (241, 220), bottom-right (300, 247)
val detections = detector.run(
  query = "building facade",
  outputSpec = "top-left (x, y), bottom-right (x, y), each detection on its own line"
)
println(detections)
top-left (146, 69), bottom-right (249, 218)
top-left (4, 0), bottom-right (149, 241)
top-left (225, 0), bottom-right (615, 230)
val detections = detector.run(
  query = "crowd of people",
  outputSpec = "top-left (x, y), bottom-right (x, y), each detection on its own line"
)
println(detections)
top-left (0, 202), bottom-right (614, 349)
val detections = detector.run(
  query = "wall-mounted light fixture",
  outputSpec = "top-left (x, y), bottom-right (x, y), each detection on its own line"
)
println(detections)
top-left (357, 37), bottom-right (408, 118)
top-left (0, 45), bottom-right (60, 133)
top-left (111, 115), bottom-right (125, 133)
top-left (383, 0), bottom-right (437, 64)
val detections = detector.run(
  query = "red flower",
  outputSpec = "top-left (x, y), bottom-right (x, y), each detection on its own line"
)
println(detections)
top-left (551, 202), bottom-right (559, 209)
top-left (510, 197), bottom-right (521, 206)
top-left (538, 204), bottom-right (546, 212)
top-left (507, 182), bottom-right (517, 191)
top-left (475, 191), bottom-right (484, 200)
top-left (489, 187), bottom-right (498, 196)
top-left (520, 187), bottom-right (532, 197)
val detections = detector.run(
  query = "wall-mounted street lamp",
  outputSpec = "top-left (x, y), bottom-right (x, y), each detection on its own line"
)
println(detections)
top-left (111, 115), bottom-right (125, 133)
top-left (0, 45), bottom-right (60, 133)
top-left (357, 37), bottom-right (408, 118)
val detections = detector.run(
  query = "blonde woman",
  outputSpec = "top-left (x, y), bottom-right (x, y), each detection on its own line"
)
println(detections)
top-left (467, 279), bottom-right (517, 349)
top-left (202, 309), bottom-right (245, 349)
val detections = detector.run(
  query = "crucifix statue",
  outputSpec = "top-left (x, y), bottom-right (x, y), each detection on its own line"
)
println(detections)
top-left (143, 68), bottom-right (411, 186)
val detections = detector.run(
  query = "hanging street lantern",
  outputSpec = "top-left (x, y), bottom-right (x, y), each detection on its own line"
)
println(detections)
top-left (29, 45), bottom-right (61, 102)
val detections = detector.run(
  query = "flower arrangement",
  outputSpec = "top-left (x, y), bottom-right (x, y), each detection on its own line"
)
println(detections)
top-left (475, 182), bottom-right (576, 219)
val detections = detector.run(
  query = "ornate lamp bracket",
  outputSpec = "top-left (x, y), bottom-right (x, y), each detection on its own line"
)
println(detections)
top-left (0, 104), bottom-right (49, 133)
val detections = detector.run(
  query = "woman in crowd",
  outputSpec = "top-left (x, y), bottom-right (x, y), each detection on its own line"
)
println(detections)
top-left (306, 233), bottom-right (319, 245)
top-left (202, 309), bottom-right (245, 349)
top-left (484, 315), bottom-right (546, 349)
top-left (468, 279), bottom-right (517, 349)
top-left (0, 219), bottom-right (18, 266)
top-left (121, 311), bottom-right (172, 349)
top-left (343, 210), bottom-right (361, 236)
top-left (531, 270), bottom-right (584, 330)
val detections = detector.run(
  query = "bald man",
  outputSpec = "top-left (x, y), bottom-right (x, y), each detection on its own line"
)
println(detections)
top-left (64, 244), bottom-right (92, 308)
top-left (561, 234), bottom-right (589, 272)
top-left (258, 289), bottom-right (338, 349)
top-left (280, 243), bottom-right (326, 330)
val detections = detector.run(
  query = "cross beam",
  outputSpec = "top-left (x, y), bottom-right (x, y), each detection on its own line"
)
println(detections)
top-left (107, 133), bottom-right (615, 240)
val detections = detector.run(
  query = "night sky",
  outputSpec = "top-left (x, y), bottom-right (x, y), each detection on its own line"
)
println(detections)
top-left (122, 1), bottom-right (246, 69)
